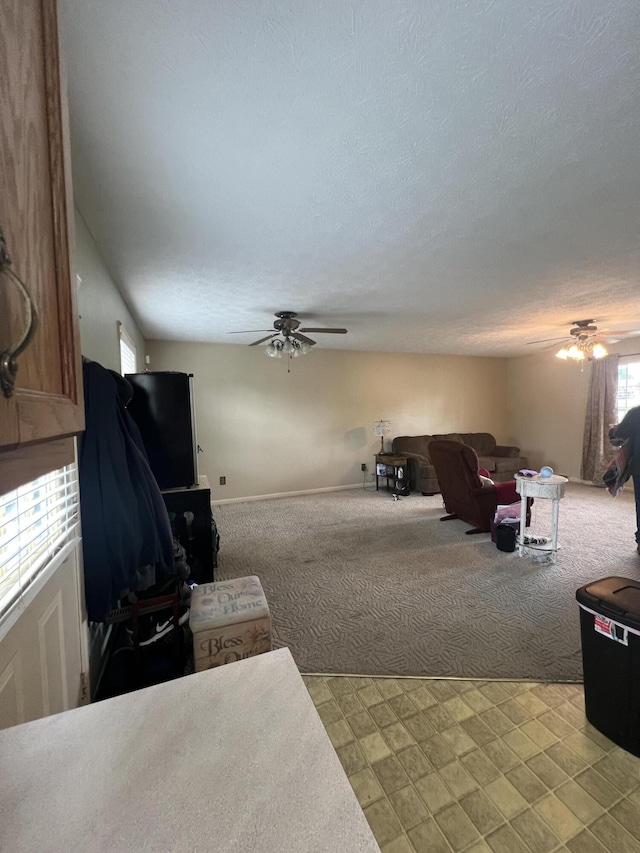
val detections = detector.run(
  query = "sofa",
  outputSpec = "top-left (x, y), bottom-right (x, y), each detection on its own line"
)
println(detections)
top-left (391, 432), bottom-right (528, 494)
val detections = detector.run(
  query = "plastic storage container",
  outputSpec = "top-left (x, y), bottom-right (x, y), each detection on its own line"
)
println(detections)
top-left (576, 576), bottom-right (640, 756)
top-left (189, 576), bottom-right (271, 672)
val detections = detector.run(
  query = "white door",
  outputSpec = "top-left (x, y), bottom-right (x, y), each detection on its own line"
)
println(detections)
top-left (0, 540), bottom-right (88, 730)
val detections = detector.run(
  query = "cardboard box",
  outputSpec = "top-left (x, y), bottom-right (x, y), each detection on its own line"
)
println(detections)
top-left (189, 576), bottom-right (271, 672)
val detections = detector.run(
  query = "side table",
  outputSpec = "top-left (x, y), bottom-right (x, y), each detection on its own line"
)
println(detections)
top-left (515, 473), bottom-right (568, 563)
top-left (375, 454), bottom-right (408, 492)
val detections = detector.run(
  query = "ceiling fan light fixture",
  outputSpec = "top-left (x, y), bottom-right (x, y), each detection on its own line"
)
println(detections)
top-left (264, 336), bottom-right (311, 360)
top-left (556, 339), bottom-right (607, 365)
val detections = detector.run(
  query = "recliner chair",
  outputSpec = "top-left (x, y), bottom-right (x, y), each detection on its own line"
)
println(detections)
top-left (428, 440), bottom-right (529, 534)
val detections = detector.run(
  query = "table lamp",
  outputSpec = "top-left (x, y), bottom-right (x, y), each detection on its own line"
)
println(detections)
top-left (373, 420), bottom-right (391, 454)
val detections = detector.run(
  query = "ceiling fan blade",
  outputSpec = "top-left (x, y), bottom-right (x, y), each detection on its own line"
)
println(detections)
top-left (227, 329), bottom-right (273, 334)
top-left (526, 336), bottom-right (568, 345)
top-left (249, 334), bottom-right (277, 346)
top-left (292, 332), bottom-right (316, 346)
top-left (299, 327), bottom-right (347, 334)
top-left (603, 329), bottom-right (640, 336)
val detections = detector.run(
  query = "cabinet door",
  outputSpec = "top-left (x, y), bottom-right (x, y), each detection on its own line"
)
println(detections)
top-left (0, 542), bottom-right (86, 729)
top-left (0, 0), bottom-right (83, 470)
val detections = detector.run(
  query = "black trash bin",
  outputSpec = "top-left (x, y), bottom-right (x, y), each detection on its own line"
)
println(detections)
top-left (495, 523), bottom-right (517, 552)
top-left (576, 576), bottom-right (640, 757)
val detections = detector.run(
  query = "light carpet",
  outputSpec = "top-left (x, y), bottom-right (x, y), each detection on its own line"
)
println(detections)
top-left (213, 483), bottom-right (639, 681)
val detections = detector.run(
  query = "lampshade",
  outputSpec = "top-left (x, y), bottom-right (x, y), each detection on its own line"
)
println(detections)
top-left (567, 345), bottom-right (584, 360)
top-left (373, 420), bottom-right (391, 453)
top-left (373, 420), bottom-right (391, 438)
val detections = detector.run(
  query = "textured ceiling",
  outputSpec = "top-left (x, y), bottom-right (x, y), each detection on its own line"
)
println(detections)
top-left (59, 0), bottom-right (640, 357)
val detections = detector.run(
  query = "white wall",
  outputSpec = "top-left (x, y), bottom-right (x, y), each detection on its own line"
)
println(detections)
top-left (147, 341), bottom-right (510, 501)
top-left (508, 339), bottom-right (640, 479)
top-left (74, 209), bottom-right (145, 371)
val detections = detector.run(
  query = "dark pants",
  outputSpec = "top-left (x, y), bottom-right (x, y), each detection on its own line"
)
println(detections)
top-left (634, 474), bottom-right (640, 544)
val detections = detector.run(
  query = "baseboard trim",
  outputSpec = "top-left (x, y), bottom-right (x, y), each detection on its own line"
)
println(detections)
top-left (211, 483), bottom-right (365, 506)
top-left (568, 477), bottom-right (600, 486)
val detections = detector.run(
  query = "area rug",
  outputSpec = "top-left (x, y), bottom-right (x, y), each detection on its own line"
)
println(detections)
top-left (213, 483), bottom-right (639, 681)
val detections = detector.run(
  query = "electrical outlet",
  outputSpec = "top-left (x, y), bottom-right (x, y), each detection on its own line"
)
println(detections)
top-left (219, 476), bottom-right (226, 485)
top-left (361, 463), bottom-right (367, 471)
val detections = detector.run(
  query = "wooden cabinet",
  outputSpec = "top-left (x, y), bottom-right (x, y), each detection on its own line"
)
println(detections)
top-left (0, 0), bottom-right (84, 491)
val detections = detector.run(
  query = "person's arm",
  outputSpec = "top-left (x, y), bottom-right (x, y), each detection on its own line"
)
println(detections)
top-left (610, 407), bottom-right (640, 442)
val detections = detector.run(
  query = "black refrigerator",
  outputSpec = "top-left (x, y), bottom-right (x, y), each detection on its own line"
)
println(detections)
top-left (125, 371), bottom-right (198, 490)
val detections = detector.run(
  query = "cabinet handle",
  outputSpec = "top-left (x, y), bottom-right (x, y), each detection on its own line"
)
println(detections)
top-left (0, 227), bottom-right (39, 398)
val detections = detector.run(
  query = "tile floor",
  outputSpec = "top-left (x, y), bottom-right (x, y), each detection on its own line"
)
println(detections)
top-left (303, 674), bottom-right (640, 853)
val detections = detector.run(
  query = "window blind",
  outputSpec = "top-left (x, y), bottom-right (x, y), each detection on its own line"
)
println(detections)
top-left (0, 464), bottom-right (79, 621)
top-left (119, 323), bottom-right (137, 376)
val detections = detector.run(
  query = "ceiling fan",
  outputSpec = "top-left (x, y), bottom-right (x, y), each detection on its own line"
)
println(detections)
top-left (228, 311), bottom-right (348, 348)
top-left (527, 319), bottom-right (640, 363)
top-left (527, 319), bottom-right (603, 347)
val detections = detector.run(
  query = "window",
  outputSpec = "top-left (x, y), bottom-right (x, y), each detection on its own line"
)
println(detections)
top-left (0, 465), bottom-right (79, 622)
top-left (119, 323), bottom-right (137, 376)
top-left (617, 357), bottom-right (640, 422)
